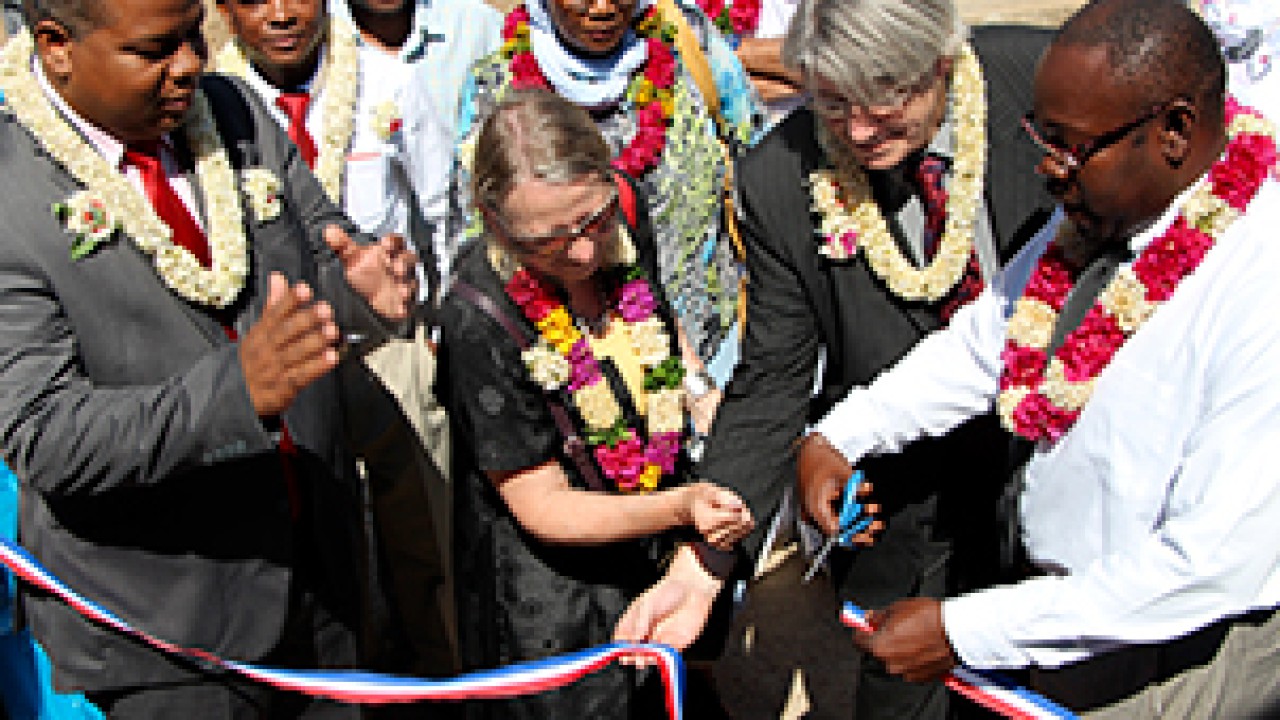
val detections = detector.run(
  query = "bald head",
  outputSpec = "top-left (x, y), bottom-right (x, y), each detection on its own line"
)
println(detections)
top-left (1056, 0), bottom-right (1225, 125)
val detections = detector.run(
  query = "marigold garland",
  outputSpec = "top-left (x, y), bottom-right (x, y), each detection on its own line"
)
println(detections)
top-left (1, 31), bottom-right (249, 308)
top-left (507, 264), bottom-right (687, 493)
top-left (809, 43), bottom-right (987, 303)
top-left (500, 4), bottom-right (678, 179)
top-left (997, 99), bottom-right (1278, 442)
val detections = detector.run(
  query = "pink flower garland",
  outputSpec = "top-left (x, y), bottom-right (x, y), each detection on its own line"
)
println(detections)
top-left (695, 0), bottom-right (761, 38)
top-left (501, 5), bottom-right (677, 180)
top-left (507, 267), bottom-right (686, 492)
top-left (998, 99), bottom-right (1277, 442)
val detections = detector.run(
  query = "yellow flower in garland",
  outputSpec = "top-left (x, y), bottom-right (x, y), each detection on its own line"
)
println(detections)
top-left (536, 307), bottom-right (582, 354)
top-left (636, 464), bottom-right (663, 491)
top-left (631, 76), bottom-right (656, 105)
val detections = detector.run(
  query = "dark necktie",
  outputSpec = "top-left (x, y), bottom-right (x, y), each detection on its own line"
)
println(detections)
top-left (1000, 244), bottom-right (1129, 575)
top-left (916, 155), bottom-right (949, 261)
top-left (915, 154), bottom-right (985, 325)
top-left (276, 92), bottom-right (318, 169)
top-left (123, 142), bottom-right (211, 268)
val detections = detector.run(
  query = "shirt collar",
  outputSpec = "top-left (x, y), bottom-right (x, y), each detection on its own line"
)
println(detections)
top-left (239, 44), bottom-right (323, 101)
top-left (332, 0), bottom-right (437, 62)
top-left (1125, 173), bottom-right (1211, 257)
top-left (33, 56), bottom-right (176, 165)
top-left (925, 89), bottom-right (958, 163)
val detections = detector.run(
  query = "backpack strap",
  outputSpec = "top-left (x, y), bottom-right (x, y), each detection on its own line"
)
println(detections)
top-left (613, 171), bottom-right (638, 229)
top-left (451, 279), bottom-right (608, 493)
top-left (653, 0), bottom-right (748, 329)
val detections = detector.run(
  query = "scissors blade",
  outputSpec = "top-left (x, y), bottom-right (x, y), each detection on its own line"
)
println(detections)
top-left (801, 536), bottom-right (838, 584)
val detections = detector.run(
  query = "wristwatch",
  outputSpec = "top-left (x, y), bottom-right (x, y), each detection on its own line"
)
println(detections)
top-left (684, 367), bottom-right (717, 399)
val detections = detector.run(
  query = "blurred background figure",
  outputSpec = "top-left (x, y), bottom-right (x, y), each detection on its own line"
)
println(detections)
top-left (1188, 0), bottom-right (1279, 120)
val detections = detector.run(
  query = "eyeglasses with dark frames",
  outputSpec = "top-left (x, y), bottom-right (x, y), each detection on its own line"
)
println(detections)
top-left (1021, 99), bottom-right (1175, 173)
top-left (485, 186), bottom-right (620, 258)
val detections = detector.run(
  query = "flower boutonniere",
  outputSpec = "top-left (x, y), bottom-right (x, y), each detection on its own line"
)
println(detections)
top-left (52, 190), bottom-right (119, 260)
top-left (241, 168), bottom-right (282, 223)
top-left (372, 99), bottom-right (403, 142)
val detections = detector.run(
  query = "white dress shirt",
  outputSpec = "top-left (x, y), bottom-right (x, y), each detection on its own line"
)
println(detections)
top-left (814, 176), bottom-right (1280, 671)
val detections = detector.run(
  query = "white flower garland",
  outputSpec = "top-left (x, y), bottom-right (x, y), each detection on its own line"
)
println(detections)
top-left (1, 31), bottom-right (249, 308)
top-left (809, 43), bottom-right (987, 303)
top-left (214, 18), bottom-right (360, 203)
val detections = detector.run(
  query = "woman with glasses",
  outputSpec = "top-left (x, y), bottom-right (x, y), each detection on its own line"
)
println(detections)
top-left (437, 89), bottom-right (753, 720)
top-left (447, 0), bottom-right (764, 440)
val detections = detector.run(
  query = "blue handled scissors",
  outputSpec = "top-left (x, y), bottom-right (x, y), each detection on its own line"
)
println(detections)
top-left (801, 470), bottom-right (872, 584)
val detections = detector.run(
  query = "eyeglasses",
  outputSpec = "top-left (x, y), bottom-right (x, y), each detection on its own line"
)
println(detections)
top-left (1020, 100), bottom-right (1174, 174)
top-left (485, 186), bottom-right (620, 258)
top-left (809, 64), bottom-right (942, 120)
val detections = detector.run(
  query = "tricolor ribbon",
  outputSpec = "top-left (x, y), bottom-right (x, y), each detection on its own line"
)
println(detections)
top-left (0, 538), bottom-right (683, 717)
top-left (841, 602), bottom-right (1075, 720)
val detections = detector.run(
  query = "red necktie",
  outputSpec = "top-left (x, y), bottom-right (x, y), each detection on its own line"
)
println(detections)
top-left (914, 156), bottom-right (986, 325)
top-left (123, 142), bottom-right (211, 268)
top-left (276, 93), bottom-right (318, 168)
top-left (125, 144), bottom-right (303, 520)
top-left (915, 155), bottom-right (949, 262)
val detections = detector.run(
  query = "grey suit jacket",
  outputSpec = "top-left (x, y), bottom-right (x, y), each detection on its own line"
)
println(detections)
top-left (0, 73), bottom-right (394, 691)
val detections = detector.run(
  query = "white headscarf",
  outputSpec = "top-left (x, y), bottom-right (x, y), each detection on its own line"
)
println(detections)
top-left (526, 0), bottom-right (658, 107)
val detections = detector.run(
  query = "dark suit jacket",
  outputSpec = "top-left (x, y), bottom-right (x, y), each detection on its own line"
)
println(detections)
top-left (0, 73), bottom-right (395, 692)
top-left (699, 25), bottom-right (1055, 604)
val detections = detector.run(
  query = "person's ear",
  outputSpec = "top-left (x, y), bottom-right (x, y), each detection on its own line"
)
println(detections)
top-left (1156, 98), bottom-right (1196, 168)
top-left (33, 18), bottom-right (76, 82)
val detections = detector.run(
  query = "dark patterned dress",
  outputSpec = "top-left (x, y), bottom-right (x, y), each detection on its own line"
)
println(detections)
top-left (437, 196), bottom-right (691, 719)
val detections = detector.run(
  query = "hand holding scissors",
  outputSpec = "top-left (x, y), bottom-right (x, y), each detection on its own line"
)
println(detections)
top-left (801, 470), bottom-right (875, 584)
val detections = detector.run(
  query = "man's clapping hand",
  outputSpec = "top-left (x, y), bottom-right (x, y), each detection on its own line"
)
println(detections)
top-left (325, 225), bottom-right (417, 321)
top-left (240, 272), bottom-right (341, 418)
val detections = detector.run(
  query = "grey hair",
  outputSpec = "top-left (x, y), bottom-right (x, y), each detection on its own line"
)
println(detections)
top-left (783, 0), bottom-right (966, 108)
top-left (470, 88), bottom-right (614, 214)
top-left (22, 0), bottom-right (105, 35)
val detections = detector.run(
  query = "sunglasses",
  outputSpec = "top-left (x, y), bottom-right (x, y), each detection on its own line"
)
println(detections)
top-left (485, 186), bottom-right (620, 258)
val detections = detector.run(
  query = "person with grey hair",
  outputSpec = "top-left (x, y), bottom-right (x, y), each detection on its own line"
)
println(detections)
top-left (435, 88), bottom-right (752, 720)
top-left (615, 0), bottom-right (1054, 717)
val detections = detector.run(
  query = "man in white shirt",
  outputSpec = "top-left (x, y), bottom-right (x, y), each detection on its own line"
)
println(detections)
top-left (793, 0), bottom-right (1280, 715)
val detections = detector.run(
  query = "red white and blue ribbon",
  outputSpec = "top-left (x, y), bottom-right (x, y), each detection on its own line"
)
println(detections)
top-left (841, 602), bottom-right (1076, 720)
top-left (0, 537), bottom-right (684, 717)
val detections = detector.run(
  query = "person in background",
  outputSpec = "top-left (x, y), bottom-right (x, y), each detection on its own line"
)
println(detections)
top-left (695, 0), bottom-right (805, 124)
top-left (0, 0), bottom-right (417, 713)
top-left (1189, 0), bottom-right (1279, 121)
top-left (437, 88), bottom-right (752, 720)
top-left (618, 1), bottom-right (1054, 718)
top-left (450, 0), bottom-right (764, 438)
top-left (798, 0), bottom-right (1280, 716)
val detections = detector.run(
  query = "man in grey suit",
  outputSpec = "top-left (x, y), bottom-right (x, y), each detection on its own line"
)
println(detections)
top-left (0, 0), bottom-right (418, 713)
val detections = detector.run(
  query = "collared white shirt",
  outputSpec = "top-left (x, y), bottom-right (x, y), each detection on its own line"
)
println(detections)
top-left (326, 0), bottom-right (500, 289)
top-left (814, 176), bottom-right (1280, 670)
top-left (238, 38), bottom-right (442, 297)
top-left (36, 58), bottom-right (204, 229)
